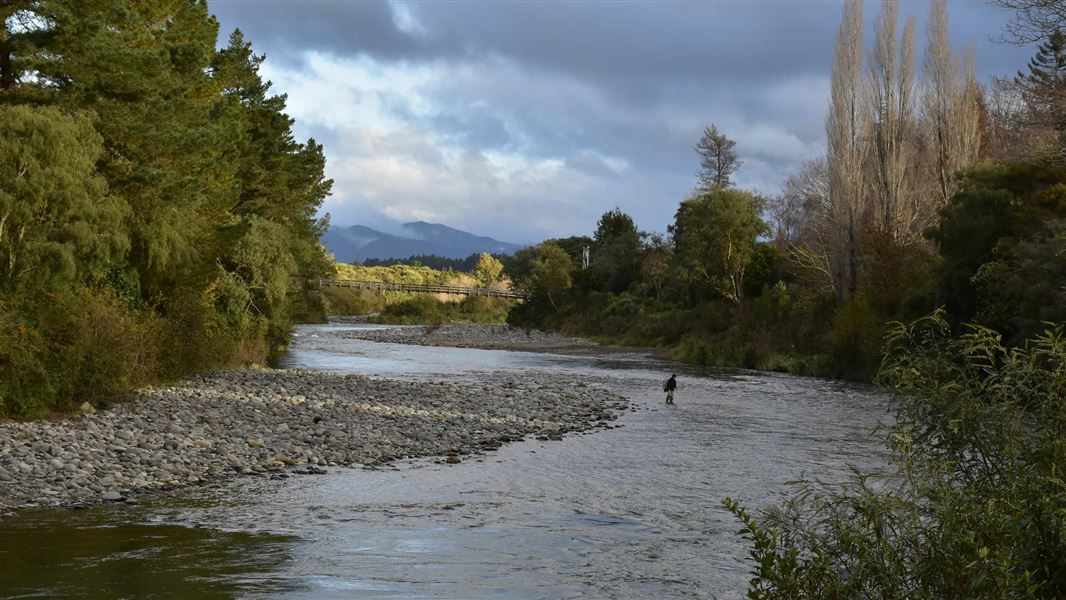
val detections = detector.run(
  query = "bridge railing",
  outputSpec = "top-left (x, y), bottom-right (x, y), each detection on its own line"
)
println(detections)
top-left (312, 279), bottom-right (530, 300)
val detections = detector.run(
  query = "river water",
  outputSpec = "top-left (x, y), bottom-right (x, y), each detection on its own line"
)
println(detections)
top-left (1, 323), bottom-right (889, 599)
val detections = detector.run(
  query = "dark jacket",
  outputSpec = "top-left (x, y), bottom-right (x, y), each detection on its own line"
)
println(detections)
top-left (664, 376), bottom-right (677, 391)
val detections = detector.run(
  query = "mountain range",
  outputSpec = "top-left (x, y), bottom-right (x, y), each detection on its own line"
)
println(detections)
top-left (321, 221), bottom-right (524, 263)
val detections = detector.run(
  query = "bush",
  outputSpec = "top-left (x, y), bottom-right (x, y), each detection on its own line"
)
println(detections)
top-left (828, 296), bottom-right (883, 380)
top-left (55, 289), bottom-right (166, 407)
top-left (728, 311), bottom-right (1066, 598)
top-left (0, 305), bottom-right (54, 418)
top-left (371, 295), bottom-right (513, 325)
top-left (0, 288), bottom-right (170, 418)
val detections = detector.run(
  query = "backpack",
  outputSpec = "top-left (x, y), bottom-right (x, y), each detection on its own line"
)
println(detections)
top-left (663, 379), bottom-right (669, 392)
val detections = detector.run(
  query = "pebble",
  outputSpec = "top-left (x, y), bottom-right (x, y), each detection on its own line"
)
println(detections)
top-left (342, 324), bottom-right (591, 349)
top-left (0, 351), bottom-right (623, 517)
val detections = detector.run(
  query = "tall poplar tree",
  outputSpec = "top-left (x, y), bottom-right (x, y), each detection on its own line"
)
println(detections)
top-left (827, 0), bottom-right (866, 299)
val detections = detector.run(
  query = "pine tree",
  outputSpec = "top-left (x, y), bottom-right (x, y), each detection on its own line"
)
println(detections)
top-left (1016, 29), bottom-right (1066, 132)
top-left (695, 124), bottom-right (741, 191)
top-left (211, 28), bottom-right (333, 334)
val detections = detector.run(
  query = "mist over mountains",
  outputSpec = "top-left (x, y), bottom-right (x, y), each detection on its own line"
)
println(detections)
top-left (322, 221), bottom-right (524, 263)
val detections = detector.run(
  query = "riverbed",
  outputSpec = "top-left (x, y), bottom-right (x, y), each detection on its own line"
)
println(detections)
top-left (0, 322), bottom-right (889, 599)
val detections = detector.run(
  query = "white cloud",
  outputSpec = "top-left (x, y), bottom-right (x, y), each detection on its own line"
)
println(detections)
top-left (389, 1), bottom-right (426, 36)
top-left (260, 48), bottom-right (832, 241)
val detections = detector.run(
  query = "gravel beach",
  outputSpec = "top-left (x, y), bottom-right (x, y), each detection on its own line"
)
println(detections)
top-left (0, 368), bottom-right (624, 515)
top-left (344, 323), bottom-right (597, 351)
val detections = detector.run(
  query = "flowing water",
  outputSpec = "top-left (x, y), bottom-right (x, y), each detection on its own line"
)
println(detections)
top-left (1, 323), bottom-right (889, 599)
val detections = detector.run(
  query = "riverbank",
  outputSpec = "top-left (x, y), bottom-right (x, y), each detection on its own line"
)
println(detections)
top-left (0, 368), bottom-right (624, 516)
top-left (339, 322), bottom-right (670, 359)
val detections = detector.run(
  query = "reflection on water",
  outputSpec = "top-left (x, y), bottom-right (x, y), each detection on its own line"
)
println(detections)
top-left (0, 507), bottom-right (299, 599)
top-left (0, 323), bottom-right (889, 599)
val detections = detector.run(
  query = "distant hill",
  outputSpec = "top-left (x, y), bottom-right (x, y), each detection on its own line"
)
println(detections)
top-left (322, 221), bottom-right (524, 263)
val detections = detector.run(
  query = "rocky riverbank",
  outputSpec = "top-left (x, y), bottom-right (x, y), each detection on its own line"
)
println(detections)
top-left (341, 323), bottom-right (597, 352)
top-left (0, 368), bottom-right (624, 515)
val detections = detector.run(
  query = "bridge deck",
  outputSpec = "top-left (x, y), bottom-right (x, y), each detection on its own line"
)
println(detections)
top-left (314, 278), bottom-right (530, 300)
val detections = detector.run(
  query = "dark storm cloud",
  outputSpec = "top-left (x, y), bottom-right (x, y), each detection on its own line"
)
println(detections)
top-left (211, 1), bottom-right (842, 97)
top-left (211, 1), bottom-right (418, 63)
top-left (207, 0), bottom-right (1037, 240)
top-left (211, 1), bottom-right (1027, 94)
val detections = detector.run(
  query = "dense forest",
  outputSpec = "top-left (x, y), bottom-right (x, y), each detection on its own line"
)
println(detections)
top-left (0, 1), bottom-right (332, 418)
top-left (360, 252), bottom-right (510, 273)
top-left (506, 0), bottom-right (1066, 383)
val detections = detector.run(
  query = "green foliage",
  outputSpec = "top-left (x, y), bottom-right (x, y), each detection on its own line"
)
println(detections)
top-left (320, 287), bottom-right (387, 317)
top-left (672, 189), bottom-right (770, 303)
top-left (588, 208), bottom-right (643, 294)
top-left (473, 252), bottom-right (504, 288)
top-left (0, 288), bottom-right (166, 418)
top-left (362, 252), bottom-right (501, 272)
top-left (0, 302), bottom-right (53, 418)
top-left (730, 312), bottom-right (1066, 598)
top-left (972, 221), bottom-right (1066, 342)
top-left (371, 295), bottom-right (513, 326)
top-left (503, 235), bottom-right (590, 286)
top-left (1016, 28), bottom-right (1066, 134)
top-left (930, 162), bottom-right (1066, 321)
top-left (528, 242), bottom-right (574, 309)
top-left (0, 2), bottom-right (332, 418)
top-left (743, 243), bottom-right (781, 298)
top-left (334, 262), bottom-right (460, 286)
top-left (0, 105), bottom-right (127, 291)
top-left (859, 232), bottom-right (939, 320)
top-left (828, 296), bottom-right (883, 379)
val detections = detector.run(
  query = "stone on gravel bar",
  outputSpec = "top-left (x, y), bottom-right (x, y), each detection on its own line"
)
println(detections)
top-left (0, 367), bottom-right (624, 516)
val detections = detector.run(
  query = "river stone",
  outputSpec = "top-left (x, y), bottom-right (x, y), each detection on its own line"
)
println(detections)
top-left (0, 359), bottom-right (624, 515)
top-left (79, 402), bottom-right (96, 415)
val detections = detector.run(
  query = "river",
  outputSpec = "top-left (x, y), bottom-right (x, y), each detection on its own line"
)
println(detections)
top-left (0, 323), bottom-right (888, 599)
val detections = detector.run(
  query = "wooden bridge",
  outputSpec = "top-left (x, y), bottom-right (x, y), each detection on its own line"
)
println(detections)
top-left (313, 278), bottom-right (530, 300)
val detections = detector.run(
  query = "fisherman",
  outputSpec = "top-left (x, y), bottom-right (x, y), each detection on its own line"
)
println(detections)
top-left (664, 374), bottom-right (677, 404)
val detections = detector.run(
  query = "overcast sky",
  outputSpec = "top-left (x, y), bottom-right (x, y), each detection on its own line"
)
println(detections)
top-left (209, 0), bottom-right (1033, 244)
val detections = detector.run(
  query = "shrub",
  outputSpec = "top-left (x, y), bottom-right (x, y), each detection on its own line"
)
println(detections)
top-left (728, 311), bottom-right (1066, 598)
top-left (0, 304), bottom-right (54, 418)
top-left (828, 296), bottom-right (883, 379)
top-left (371, 295), bottom-right (512, 325)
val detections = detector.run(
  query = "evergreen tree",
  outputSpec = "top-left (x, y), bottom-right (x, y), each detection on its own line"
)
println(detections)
top-left (590, 208), bottom-right (643, 293)
top-left (1016, 28), bottom-right (1066, 132)
top-left (0, 1), bottom-right (337, 416)
top-left (695, 124), bottom-right (741, 191)
top-left (8, 1), bottom-right (238, 299)
top-left (211, 28), bottom-right (332, 345)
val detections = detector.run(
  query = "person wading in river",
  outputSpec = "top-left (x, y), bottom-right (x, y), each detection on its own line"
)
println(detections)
top-left (664, 374), bottom-right (677, 404)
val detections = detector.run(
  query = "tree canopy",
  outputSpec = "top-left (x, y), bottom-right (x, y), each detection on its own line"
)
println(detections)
top-left (0, 1), bottom-right (332, 417)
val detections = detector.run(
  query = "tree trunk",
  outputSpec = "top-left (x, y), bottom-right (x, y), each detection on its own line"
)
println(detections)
top-left (0, 15), bottom-right (13, 94)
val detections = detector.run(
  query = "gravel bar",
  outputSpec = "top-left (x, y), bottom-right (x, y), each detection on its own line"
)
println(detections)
top-left (344, 323), bottom-right (595, 350)
top-left (0, 368), bottom-right (625, 515)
